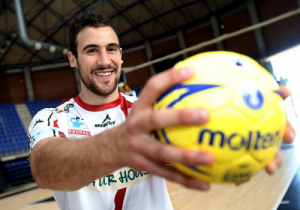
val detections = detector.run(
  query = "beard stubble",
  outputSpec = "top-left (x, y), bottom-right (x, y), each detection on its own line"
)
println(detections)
top-left (77, 62), bottom-right (120, 97)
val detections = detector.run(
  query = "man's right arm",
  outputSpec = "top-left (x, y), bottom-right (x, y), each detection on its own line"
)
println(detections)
top-left (30, 68), bottom-right (216, 192)
top-left (30, 134), bottom-right (121, 191)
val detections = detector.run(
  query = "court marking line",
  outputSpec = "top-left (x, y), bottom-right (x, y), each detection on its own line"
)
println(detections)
top-left (33, 196), bottom-right (55, 204)
top-left (0, 186), bottom-right (38, 200)
top-left (169, 188), bottom-right (191, 196)
top-left (18, 201), bottom-right (58, 210)
top-left (280, 200), bottom-right (290, 205)
top-left (272, 160), bottom-right (299, 210)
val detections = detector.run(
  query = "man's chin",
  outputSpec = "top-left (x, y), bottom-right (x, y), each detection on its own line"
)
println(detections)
top-left (91, 84), bottom-right (117, 97)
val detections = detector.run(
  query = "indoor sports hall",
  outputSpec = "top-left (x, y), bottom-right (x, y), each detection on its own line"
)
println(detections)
top-left (1, 0), bottom-right (300, 209)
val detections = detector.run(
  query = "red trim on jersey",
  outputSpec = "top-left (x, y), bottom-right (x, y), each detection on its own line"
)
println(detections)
top-left (120, 95), bottom-right (133, 117)
top-left (114, 188), bottom-right (127, 210)
top-left (58, 131), bottom-right (67, 138)
top-left (74, 93), bottom-right (122, 112)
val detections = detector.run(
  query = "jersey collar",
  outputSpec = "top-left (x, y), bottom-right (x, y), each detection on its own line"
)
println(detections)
top-left (74, 93), bottom-right (122, 112)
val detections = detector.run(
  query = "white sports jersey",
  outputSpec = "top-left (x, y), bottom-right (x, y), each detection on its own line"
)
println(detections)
top-left (28, 93), bottom-right (173, 210)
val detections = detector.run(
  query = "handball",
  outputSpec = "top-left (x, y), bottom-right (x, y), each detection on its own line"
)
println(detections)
top-left (154, 51), bottom-right (287, 183)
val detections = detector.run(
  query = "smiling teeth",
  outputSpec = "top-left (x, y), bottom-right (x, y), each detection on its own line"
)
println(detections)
top-left (96, 72), bottom-right (111, 76)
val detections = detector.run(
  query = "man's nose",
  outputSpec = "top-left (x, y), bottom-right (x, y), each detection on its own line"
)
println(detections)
top-left (97, 52), bottom-right (110, 67)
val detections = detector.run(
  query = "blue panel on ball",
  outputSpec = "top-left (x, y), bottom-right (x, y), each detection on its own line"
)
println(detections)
top-left (157, 84), bottom-right (221, 108)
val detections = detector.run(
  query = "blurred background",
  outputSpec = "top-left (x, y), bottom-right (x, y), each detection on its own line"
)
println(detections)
top-left (0, 0), bottom-right (299, 206)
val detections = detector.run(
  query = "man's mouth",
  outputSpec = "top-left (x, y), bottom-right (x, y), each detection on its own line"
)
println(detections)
top-left (95, 71), bottom-right (112, 76)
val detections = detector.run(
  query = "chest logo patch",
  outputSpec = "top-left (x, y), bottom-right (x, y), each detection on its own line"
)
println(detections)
top-left (68, 115), bottom-right (87, 129)
top-left (95, 114), bottom-right (116, 128)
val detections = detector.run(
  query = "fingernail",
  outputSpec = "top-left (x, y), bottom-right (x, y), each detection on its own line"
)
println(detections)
top-left (273, 163), bottom-right (277, 172)
top-left (194, 182), bottom-right (209, 190)
top-left (180, 68), bottom-right (194, 79)
top-left (270, 161), bottom-right (277, 173)
top-left (290, 129), bottom-right (295, 140)
top-left (197, 153), bottom-right (213, 165)
top-left (194, 110), bottom-right (209, 123)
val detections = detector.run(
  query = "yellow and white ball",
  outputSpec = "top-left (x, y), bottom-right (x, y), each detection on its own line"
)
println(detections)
top-left (154, 51), bottom-right (286, 183)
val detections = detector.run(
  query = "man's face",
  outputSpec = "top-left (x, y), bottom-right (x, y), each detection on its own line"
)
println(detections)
top-left (72, 26), bottom-right (123, 97)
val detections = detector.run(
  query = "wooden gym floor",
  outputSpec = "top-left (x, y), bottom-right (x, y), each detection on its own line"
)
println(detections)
top-left (1, 98), bottom-right (300, 210)
top-left (0, 141), bottom-right (299, 210)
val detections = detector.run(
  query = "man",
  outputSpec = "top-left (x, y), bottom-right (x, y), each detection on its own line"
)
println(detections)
top-left (28, 12), bottom-right (294, 210)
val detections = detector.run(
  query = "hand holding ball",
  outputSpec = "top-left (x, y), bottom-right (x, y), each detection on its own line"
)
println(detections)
top-left (154, 51), bottom-right (287, 183)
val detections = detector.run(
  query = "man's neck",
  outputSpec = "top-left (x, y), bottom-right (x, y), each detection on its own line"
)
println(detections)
top-left (79, 87), bottom-right (119, 106)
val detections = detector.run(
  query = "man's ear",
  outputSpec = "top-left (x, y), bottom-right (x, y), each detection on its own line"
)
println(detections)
top-left (68, 51), bottom-right (77, 68)
top-left (120, 48), bottom-right (123, 64)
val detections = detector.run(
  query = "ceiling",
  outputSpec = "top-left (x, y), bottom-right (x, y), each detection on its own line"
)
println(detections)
top-left (0, 0), bottom-right (249, 70)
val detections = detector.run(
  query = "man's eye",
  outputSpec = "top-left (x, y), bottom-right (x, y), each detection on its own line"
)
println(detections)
top-left (108, 47), bottom-right (117, 52)
top-left (87, 49), bottom-right (96, 53)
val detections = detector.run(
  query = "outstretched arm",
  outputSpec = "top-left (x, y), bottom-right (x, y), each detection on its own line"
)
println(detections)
top-left (30, 67), bottom-right (214, 191)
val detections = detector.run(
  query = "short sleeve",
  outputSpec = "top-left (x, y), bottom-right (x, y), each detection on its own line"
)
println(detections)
top-left (28, 108), bottom-right (65, 152)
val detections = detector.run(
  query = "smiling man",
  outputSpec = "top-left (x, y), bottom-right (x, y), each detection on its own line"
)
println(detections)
top-left (69, 18), bottom-right (122, 103)
top-left (28, 11), bottom-right (294, 210)
top-left (28, 12), bottom-right (214, 210)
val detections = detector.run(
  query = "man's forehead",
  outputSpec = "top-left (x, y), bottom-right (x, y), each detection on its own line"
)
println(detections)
top-left (76, 26), bottom-right (118, 46)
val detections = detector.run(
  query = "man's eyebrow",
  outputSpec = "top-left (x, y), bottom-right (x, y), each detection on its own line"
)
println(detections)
top-left (82, 43), bottom-right (120, 52)
top-left (108, 43), bottom-right (120, 48)
top-left (82, 44), bottom-right (98, 52)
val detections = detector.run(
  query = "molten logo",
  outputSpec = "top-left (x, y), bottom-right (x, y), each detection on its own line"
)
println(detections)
top-left (199, 129), bottom-right (280, 150)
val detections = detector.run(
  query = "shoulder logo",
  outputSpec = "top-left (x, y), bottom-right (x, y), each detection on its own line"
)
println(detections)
top-left (33, 119), bottom-right (44, 128)
top-left (64, 103), bottom-right (74, 113)
top-left (95, 114), bottom-right (116, 128)
top-left (55, 108), bottom-right (63, 113)
top-left (53, 119), bottom-right (59, 128)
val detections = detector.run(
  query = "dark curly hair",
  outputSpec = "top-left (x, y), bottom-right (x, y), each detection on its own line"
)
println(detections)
top-left (68, 11), bottom-right (119, 58)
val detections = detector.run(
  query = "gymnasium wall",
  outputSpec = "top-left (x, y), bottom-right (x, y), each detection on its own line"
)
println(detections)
top-left (31, 67), bottom-right (78, 101)
top-left (220, 8), bottom-right (258, 58)
top-left (0, 73), bottom-right (27, 104)
top-left (257, 0), bottom-right (300, 55)
top-left (184, 24), bottom-right (217, 56)
top-left (1, 0), bottom-right (300, 103)
top-left (150, 35), bottom-right (182, 73)
top-left (151, 36), bottom-right (180, 56)
top-left (122, 48), bottom-right (151, 90)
